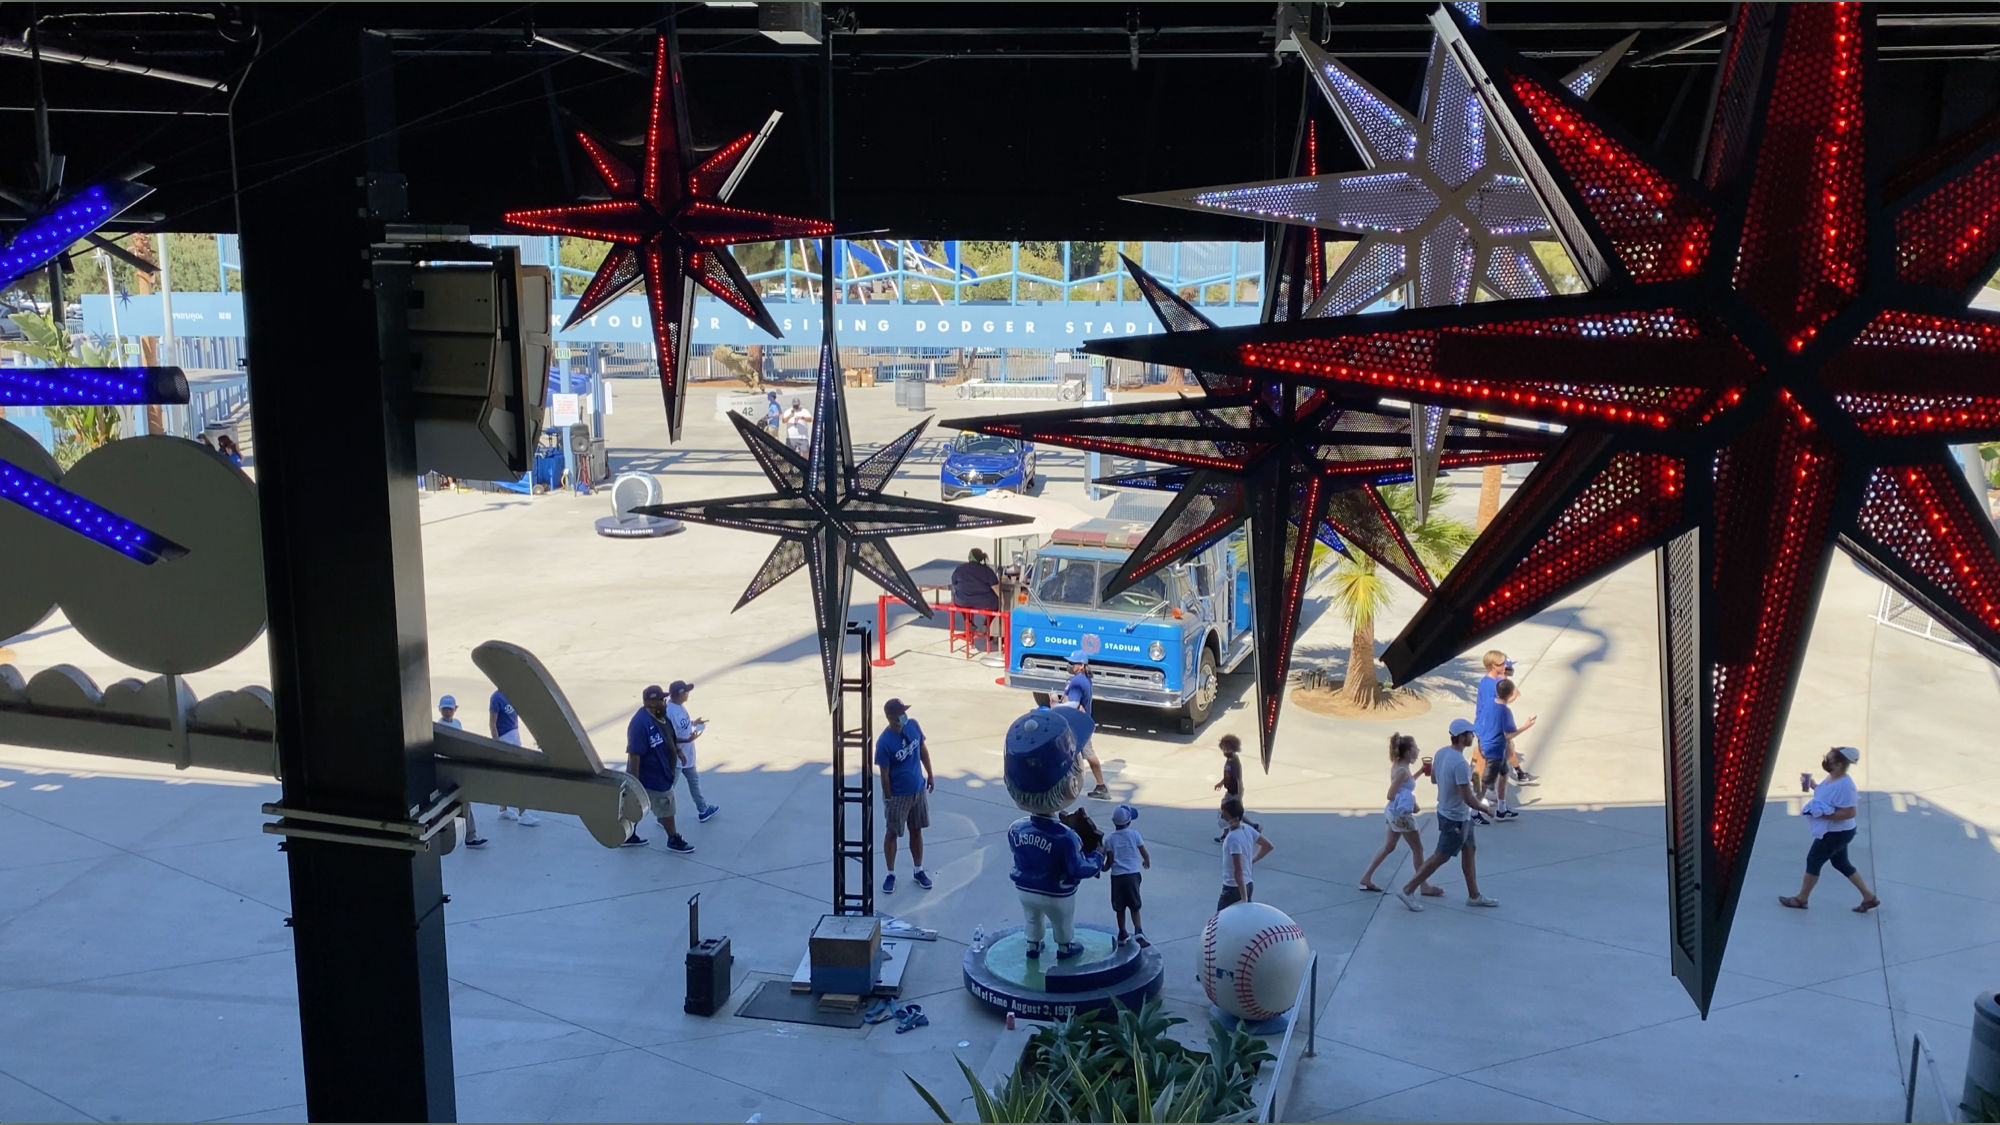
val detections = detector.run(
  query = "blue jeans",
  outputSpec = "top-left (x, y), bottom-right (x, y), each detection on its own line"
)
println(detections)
top-left (681, 766), bottom-right (709, 811)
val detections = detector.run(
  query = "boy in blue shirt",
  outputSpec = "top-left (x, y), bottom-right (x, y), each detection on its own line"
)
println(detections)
top-left (1475, 678), bottom-right (1536, 820)
top-left (875, 698), bottom-right (935, 893)
top-left (623, 685), bottom-right (694, 853)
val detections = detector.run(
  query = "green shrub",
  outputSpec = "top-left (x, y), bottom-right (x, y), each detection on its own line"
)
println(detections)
top-left (907, 997), bottom-right (1273, 1123)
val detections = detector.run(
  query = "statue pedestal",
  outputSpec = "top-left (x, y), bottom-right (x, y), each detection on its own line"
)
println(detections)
top-left (962, 924), bottom-right (1164, 1020)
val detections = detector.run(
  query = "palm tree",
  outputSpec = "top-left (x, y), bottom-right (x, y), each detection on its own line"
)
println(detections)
top-left (5, 310), bottom-right (122, 469)
top-left (1318, 484), bottom-right (1476, 708)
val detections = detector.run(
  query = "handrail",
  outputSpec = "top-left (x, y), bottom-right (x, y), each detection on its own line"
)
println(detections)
top-left (1254, 951), bottom-right (1318, 1123)
top-left (1906, 1029), bottom-right (1959, 1123)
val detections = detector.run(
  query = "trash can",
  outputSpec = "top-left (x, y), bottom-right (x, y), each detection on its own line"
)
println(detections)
top-left (587, 439), bottom-right (608, 483)
top-left (1965, 992), bottom-right (2000, 1122)
top-left (894, 374), bottom-right (911, 408)
top-left (907, 376), bottom-right (927, 411)
top-left (531, 447), bottom-right (563, 492)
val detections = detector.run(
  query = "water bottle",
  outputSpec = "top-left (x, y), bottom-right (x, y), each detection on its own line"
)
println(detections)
top-left (971, 924), bottom-right (986, 953)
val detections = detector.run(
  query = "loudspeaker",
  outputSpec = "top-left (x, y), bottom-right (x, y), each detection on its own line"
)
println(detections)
top-left (684, 893), bottom-right (732, 1017)
top-left (392, 243), bottom-right (551, 480)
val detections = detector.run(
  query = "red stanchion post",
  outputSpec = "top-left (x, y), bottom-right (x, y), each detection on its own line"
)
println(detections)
top-left (872, 594), bottom-right (896, 667)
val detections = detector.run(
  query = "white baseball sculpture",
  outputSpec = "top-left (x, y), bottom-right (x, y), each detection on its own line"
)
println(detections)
top-left (1200, 902), bottom-right (1311, 1022)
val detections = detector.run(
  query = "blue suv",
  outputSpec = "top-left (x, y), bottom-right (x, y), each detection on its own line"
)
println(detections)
top-left (940, 431), bottom-right (1035, 500)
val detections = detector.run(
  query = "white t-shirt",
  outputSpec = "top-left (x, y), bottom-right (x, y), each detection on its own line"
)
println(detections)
top-left (1106, 826), bottom-right (1145, 875)
top-left (785, 410), bottom-right (812, 442)
top-left (1221, 824), bottom-right (1260, 887)
top-left (1807, 774), bottom-right (1857, 838)
top-left (663, 701), bottom-right (697, 769)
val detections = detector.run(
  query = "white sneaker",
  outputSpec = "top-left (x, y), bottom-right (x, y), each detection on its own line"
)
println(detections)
top-left (1396, 888), bottom-right (1424, 912)
top-left (1467, 894), bottom-right (1501, 908)
top-left (517, 811), bottom-right (541, 826)
top-left (498, 808), bottom-right (519, 822)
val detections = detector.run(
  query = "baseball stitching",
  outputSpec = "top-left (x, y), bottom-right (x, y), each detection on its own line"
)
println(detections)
top-left (1200, 913), bottom-right (1220, 988)
top-left (1233, 923), bottom-right (1304, 1020)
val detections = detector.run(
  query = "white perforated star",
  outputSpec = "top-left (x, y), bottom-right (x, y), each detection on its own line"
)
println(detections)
top-left (1125, 20), bottom-right (1633, 315)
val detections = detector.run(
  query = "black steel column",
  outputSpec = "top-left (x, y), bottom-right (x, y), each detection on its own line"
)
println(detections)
top-left (236, 11), bottom-right (456, 1121)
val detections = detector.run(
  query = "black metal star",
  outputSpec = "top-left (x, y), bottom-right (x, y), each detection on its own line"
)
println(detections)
top-left (949, 254), bottom-right (1550, 762)
top-left (635, 324), bottom-right (1032, 708)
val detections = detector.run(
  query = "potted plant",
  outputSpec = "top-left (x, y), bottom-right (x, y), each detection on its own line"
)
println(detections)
top-left (908, 997), bottom-right (1274, 1123)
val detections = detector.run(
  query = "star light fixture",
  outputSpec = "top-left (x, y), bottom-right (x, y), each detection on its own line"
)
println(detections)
top-left (1125, 16), bottom-right (1632, 314)
top-left (0, 365), bottom-right (190, 564)
top-left (948, 256), bottom-right (1551, 762)
top-left (633, 324), bottom-right (1031, 707)
top-left (0, 176), bottom-right (154, 291)
top-left (1087, 3), bottom-right (2000, 1016)
top-left (1124, 11), bottom-right (1630, 518)
top-left (505, 35), bottom-right (834, 442)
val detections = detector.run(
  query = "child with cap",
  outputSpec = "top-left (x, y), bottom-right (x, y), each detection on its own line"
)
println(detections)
top-left (1102, 804), bottom-right (1151, 946)
top-left (1780, 746), bottom-right (1879, 912)
top-left (437, 696), bottom-right (486, 848)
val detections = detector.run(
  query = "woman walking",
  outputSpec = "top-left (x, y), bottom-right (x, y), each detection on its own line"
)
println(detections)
top-left (1779, 746), bottom-right (1880, 912)
top-left (1359, 733), bottom-right (1441, 897)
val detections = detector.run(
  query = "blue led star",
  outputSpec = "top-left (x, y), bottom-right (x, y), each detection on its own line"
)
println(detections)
top-left (0, 367), bottom-right (188, 407)
top-left (0, 178), bottom-right (155, 291)
top-left (0, 363), bottom-right (190, 562)
top-left (0, 460), bottom-right (186, 564)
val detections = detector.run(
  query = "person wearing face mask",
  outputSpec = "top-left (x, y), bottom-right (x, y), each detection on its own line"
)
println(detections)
top-left (1779, 746), bottom-right (1879, 912)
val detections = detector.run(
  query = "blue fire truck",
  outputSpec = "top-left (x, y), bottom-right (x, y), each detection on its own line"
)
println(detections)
top-left (1006, 507), bottom-right (1255, 732)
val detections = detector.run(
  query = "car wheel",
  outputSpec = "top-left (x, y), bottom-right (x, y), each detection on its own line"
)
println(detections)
top-left (1180, 648), bottom-right (1218, 729)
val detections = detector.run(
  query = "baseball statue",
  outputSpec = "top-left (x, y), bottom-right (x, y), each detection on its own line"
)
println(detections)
top-left (1003, 707), bottom-right (1104, 961)
top-left (1201, 902), bottom-right (1311, 1024)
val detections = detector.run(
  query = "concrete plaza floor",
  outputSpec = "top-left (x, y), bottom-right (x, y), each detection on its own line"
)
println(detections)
top-left (2, 378), bottom-right (1996, 1122)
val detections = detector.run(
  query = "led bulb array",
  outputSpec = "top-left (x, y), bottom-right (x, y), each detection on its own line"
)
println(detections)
top-left (0, 459), bottom-right (186, 564)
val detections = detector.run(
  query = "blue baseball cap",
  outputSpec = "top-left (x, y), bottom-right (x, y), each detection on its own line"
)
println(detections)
top-left (884, 698), bottom-right (909, 718)
top-left (438, 694), bottom-right (457, 709)
top-left (1069, 649), bottom-right (1089, 664)
top-left (1112, 804), bottom-right (1137, 827)
top-left (1448, 718), bottom-right (1476, 736)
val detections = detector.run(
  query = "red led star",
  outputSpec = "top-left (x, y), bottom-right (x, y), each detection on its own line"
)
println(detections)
top-left (505, 36), bottom-right (833, 440)
top-left (1088, 4), bottom-right (2000, 1015)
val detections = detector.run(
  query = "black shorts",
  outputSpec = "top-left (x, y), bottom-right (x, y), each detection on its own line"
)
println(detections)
top-left (1806, 830), bottom-right (1857, 877)
top-left (1110, 872), bottom-right (1142, 911)
top-left (1482, 755), bottom-right (1508, 788)
top-left (1217, 883), bottom-right (1250, 912)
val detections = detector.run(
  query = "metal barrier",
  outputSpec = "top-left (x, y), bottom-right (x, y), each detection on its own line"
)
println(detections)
top-left (1252, 952), bottom-right (1318, 1123)
top-left (188, 382), bottom-right (250, 439)
top-left (1874, 586), bottom-right (1973, 653)
top-left (1905, 1029), bottom-right (1959, 1123)
top-left (870, 588), bottom-right (954, 667)
top-left (953, 378), bottom-right (1085, 402)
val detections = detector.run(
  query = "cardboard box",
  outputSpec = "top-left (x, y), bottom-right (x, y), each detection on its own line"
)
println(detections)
top-left (810, 914), bottom-right (881, 996)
